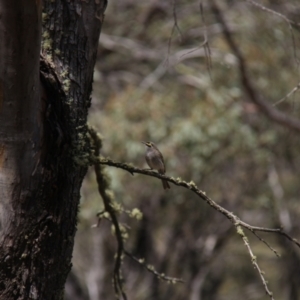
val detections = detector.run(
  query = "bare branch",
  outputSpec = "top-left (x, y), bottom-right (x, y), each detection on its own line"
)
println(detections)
top-left (250, 231), bottom-right (280, 258)
top-left (245, 0), bottom-right (299, 62)
top-left (210, 0), bottom-right (300, 133)
top-left (273, 83), bottom-right (300, 107)
top-left (237, 226), bottom-right (275, 300)
top-left (167, 0), bottom-right (183, 65)
top-left (268, 164), bottom-right (292, 231)
top-left (124, 250), bottom-right (184, 284)
top-left (139, 47), bottom-right (208, 91)
top-left (245, 0), bottom-right (300, 28)
top-left (200, 1), bottom-right (212, 78)
top-left (99, 33), bottom-right (161, 61)
top-left (172, 0), bottom-right (183, 41)
top-left (179, 2), bottom-right (212, 76)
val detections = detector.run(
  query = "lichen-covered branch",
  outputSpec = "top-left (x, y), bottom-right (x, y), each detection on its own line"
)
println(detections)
top-left (91, 155), bottom-right (300, 250)
top-left (237, 226), bottom-right (275, 300)
top-left (124, 250), bottom-right (184, 284)
top-left (88, 127), bottom-right (127, 300)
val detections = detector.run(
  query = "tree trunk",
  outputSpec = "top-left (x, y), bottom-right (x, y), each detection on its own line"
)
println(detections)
top-left (0, 0), bottom-right (106, 299)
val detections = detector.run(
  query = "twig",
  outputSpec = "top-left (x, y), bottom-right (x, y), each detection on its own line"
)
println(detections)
top-left (245, 0), bottom-right (300, 28)
top-left (273, 83), bottom-right (300, 107)
top-left (167, 0), bottom-right (183, 65)
top-left (268, 164), bottom-right (292, 231)
top-left (124, 250), bottom-right (184, 284)
top-left (179, 2), bottom-right (212, 76)
top-left (139, 47), bottom-right (208, 91)
top-left (99, 33), bottom-right (161, 61)
top-left (250, 231), bottom-right (280, 258)
top-left (237, 226), bottom-right (275, 300)
top-left (200, 1), bottom-right (212, 78)
top-left (237, 219), bottom-right (300, 248)
top-left (172, 0), bottom-right (183, 41)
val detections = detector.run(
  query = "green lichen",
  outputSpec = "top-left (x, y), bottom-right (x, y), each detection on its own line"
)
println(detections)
top-left (42, 13), bottom-right (48, 22)
top-left (236, 225), bottom-right (244, 236)
top-left (62, 78), bottom-right (71, 93)
top-left (130, 208), bottom-right (143, 220)
top-left (42, 31), bottom-right (53, 52)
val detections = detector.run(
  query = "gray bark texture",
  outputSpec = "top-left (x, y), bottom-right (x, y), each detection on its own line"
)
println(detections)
top-left (0, 0), bottom-right (106, 299)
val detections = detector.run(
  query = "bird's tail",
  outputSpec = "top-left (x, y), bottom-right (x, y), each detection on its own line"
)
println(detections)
top-left (162, 179), bottom-right (170, 190)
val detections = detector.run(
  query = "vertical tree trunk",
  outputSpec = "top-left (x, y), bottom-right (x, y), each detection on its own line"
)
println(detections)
top-left (0, 1), bottom-right (106, 299)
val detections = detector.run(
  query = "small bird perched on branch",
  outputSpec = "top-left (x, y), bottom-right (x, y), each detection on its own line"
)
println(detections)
top-left (142, 141), bottom-right (170, 190)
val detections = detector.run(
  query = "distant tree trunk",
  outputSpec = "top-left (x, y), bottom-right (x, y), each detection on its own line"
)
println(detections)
top-left (0, 0), bottom-right (106, 299)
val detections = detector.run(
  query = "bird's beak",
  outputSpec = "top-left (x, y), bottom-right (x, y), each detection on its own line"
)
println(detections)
top-left (141, 141), bottom-right (147, 145)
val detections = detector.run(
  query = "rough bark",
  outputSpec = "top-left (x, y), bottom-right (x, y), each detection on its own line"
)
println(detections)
top-left (0, 0), bottom-right (106, 299)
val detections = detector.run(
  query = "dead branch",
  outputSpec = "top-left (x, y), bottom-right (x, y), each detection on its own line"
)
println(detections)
top-left (210, 0), bottom-right (300, 133)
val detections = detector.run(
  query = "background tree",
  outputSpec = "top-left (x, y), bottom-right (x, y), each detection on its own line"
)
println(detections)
top-left (0, 0), bottom-right (106, 299)
top-left (72, 0), bottom-right (300, 299)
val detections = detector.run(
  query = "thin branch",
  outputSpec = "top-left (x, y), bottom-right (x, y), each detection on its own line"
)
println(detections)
top-left (99, 33), bottom-right (161, 61)
top-left (91, 156), bottom-right (300, 250)
top-left (268, 164), bottom-right (292, 232)
top-left (200, 1), bottom-right (212, 78)
top-left (172, 0), bottom-right (183, 41)
top-left (124, 250), bottom-right (184, 284)
top-left (245, 0), bottom-right (298, 62)
top-left (88, 127), bottom-right (127, 300)
top-left (210, 0), bottom-right (300, 133)
top-left (245, 0), bottom-right (300, 28)
top-left (237, 226), bottom-right (275, 300)
top-left (178, 2), bottom-right (212, 75)
top-left (167, 0), bottom-right (183, 65)
top-left (139, 47), bottom-right (208, 91)
top-left (273, 83), bottom-right (300, 107)
top-left (250, 231), bottom-right (280, 258)
top-left (238, 219), bottom-right (300, 248)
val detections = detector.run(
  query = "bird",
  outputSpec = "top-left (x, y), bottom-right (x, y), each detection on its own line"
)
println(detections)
top-left (142, 141), bottom-right (170, 190)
